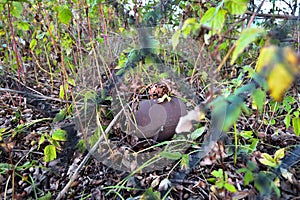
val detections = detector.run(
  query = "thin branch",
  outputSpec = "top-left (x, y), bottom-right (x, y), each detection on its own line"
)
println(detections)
top-left (55, 109), bottom-right (122, 200)
top-left (245, 10), bottom-right (299, 20)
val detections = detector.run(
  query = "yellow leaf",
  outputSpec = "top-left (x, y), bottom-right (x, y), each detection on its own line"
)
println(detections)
top-left (256, 46), bottom-right (277, 72)
top-left (283, 47), bottom-right (299, 73)
top-left (267, 63), bottom-right (294, 101)
top-left (256, 46), bottom-right (300, 101)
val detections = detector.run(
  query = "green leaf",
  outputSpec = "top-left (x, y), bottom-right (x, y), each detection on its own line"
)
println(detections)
top-left (274, 148), bottom-right (284, 161)
top-left (224, 183), bottom-right (237, 192)
top-left (273, 179), bottom-right (281, 198)
top-left (44, 145), bottom-right (56, 162)
top-left (0, 127), bottom-right (7, 134)
top-left (59, 84), bottom-right (65, 99)
top-left (53, 109), bottom-right (66, 122)
top-left (17, 21), bottom-right (30, 31)
top-left (52, 129), bottom-right (67, 141)
top-left (11, 2), bottom-right (23, 18)
top-left (240, 131), bottom-right (253, 139)
top-left (292, 117), bottom-right (300, 136)
top-left (294, 111), bottom-right (299, 118)
top-left (39, 191), bottom-right (51, 200)
top-left (191, 127), bottom-right (205, 140)
top-left (231, 28), bottom-right (265, 65)
top-left (38, 134), bottom-right (45, 150)
top-left (141, 188), bottom-right (160, 200)
top-left (284, 113), bottom-right (291, 129)
top-left (182, 18), bottom-right (196, 36)
top-left (58, 5), bottom-right (72, 25)
top-left (247, 160), bottom-right (257, 171)
top-left (68, 78), bottom-right (76, 86)
top-left (200, 8), bottom-right (227, 35)
top-left (29, 39), bottom-right (37, 50)
top-left (223, 102), bottom-right (242, 131)
top-left (244, 170), bottom-right (253, 185)
top-left (259, 153), bottom-right (277, 168)
top-left (180, 154), bottom-right (189, 170)
top-left (160, 151), bottom-right (182, 160)
top-left (224, 0), bottom-right (248, 15)
top-left (172, 30), bottom-right (181, 50)
top-left (211, 169), bottom-right (223, 178)
top-left (249, 138), bottom-right (258, 153)
top-left (252, 89), bottom-right (265, 114)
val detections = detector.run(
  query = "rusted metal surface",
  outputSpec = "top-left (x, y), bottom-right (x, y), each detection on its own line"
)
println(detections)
top-left (129, 97), bottom-right (187, 142)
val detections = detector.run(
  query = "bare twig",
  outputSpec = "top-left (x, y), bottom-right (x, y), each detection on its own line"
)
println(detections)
top-left (247, 0), bottom-right (265, 27)
top-left (55, 109), bottom-right (122, 200)
top-left (245, 10), bottom-right (298, 20)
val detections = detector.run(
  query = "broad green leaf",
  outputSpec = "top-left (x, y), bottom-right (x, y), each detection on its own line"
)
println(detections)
top-left (244, 170), bottom-right (253, 185)
top-left (44, 145), bottom-right (56, 162)
top-left (240, 131), bottom-right (253, 139)
top-left (11, 2), bottom-right (23, 18)
top-left (292, 117), bottom-right (300, 136)
top-left (223, 97), bottom-right (243, 131)
top-left (29, 39), bottom-right (37, 50)
top-left (254, 172), bottom-right (273, 195)
top-left (58, 5), bottom-right (72, 25)
top-left (17, 21), bottom-right (30, 31)
top-left (160, 151), bottom-right (182, 160)
top-left (283, 96), bottom-right (295, 110)
top-left (249, 138), bottom-right (258, 153)
top-left (252, 89), bottom-right (265, 114)
top-left (211, 169), bottom-right (223, 177)
top-left (200, 8), bottom-right (227, 35)
top-left (224, 0), bottom-right (248, 15)
top-left (224, 183), bottom-right (237, 192)
top-left (247, 160), bottom-right (257, 171)
top-left (200, 8), bottom-right (216, 27)
top-left (191, 127), bottom-right (205, 140)
top-left (53, 109), bottom-right (66, 122)
top-left (52, 129), bottom-right (67, 141)
top-left (181, 18), bottom-right (200, 38)
top-left (172, 29), bottom-right (181, 50)
top-left (231, 28), bottom-right (265, 65)
top-left (259, 158), bottom-right (276, 168)
top-left (261, 153), bottom-right (274, 162)
top-left (259, 153), bottom-right (276, 168)
top-left (274, 148), bottom-right (284, 161)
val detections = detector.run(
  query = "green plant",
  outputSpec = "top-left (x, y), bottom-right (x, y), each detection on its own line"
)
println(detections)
top-left (209, 168), bottom-right (237, 193)
top-left (259, 148), bottom-right (285, 168)
top-left (238, 130), bottom-right (259, 154)
top-left (238, 161), bottom-right (281, 198)
top-left (38, 128), bottom-right (67, 162)
top-left (238, 161), bottom-right (256, 186)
